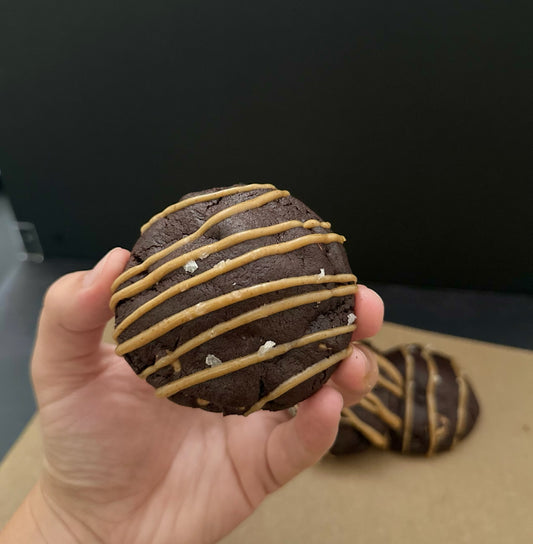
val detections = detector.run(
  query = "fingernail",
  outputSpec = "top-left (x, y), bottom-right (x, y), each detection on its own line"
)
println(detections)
top-left (82, 249), bottom-right (114, 288)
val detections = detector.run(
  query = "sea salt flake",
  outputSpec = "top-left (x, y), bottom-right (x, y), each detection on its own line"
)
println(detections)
top-left (258, 340), bottom-right (276, 355)
top-left (347, 312), bottom-right (356, 325)
top-left (184, 260), bottom-right (198, 273)
top-left (205, 354), bottom-right (223, 367)
top-left (317, 268), bottom-right (325, 279)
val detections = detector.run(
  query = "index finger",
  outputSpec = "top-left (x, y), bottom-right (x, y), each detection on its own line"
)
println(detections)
top-left (352, 285), bottom-right (384, 340)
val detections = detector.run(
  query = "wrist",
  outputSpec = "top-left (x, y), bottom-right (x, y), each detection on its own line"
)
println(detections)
top-left (0, 480), bottom-right (101, 543)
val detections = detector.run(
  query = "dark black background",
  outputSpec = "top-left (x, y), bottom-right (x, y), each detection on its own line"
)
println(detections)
top-left (1, 0), bottom-right (532, 292)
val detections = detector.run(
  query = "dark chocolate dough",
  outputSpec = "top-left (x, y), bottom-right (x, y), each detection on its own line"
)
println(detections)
top-left (113, 184), bottom-right (355, 415)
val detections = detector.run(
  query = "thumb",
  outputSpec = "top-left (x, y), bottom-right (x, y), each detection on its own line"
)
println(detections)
top-left (265, 386), bottom-right (343, 488)
top-left (32, 248), bottom-right (130, 384)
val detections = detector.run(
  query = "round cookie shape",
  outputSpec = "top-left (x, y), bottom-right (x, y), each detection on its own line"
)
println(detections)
top-left (111, 183), bottom-right (357, 415)
top-left (331, 343), bottom-right (480, 456)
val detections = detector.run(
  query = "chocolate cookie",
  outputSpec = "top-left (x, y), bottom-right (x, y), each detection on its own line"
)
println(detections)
top-left (111, 183), bottom-right (357, 415)
top-left (331, 343), bottom-right (480, 455)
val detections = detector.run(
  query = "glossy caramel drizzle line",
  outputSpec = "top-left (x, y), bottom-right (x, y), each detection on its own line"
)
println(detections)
top-left (155, 324), bottom-right (356, 399)
top-left (244, 345), bottom-right (352, 415)
top-left (401, 346), bottom-right (415, 453)
top-left (112, 219), bottom-right (332, 336)
top-left (111, 188), bottom-right (289, 294)
top-left (140, 183), bottom-right (276, 234)
top-left (423, 347), bottom-right (439, 455)
top-left (139, 283), bottom-right (357, 377)
top-left (341, 407), bottom-right (389, 449)
top-left (110, 230), bottom-right (343, 311)
top-left (116, 273), bottom-right (355, 355)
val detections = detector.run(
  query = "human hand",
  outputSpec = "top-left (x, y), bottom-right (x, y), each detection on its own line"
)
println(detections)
top-left (2, 248), bottom-right (383, 544)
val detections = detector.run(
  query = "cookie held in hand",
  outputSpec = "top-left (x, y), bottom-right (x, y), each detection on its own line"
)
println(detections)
top-left (331, 343), bottom-right (480, 456)
top-left (111, 183), bottom-right (357, 415)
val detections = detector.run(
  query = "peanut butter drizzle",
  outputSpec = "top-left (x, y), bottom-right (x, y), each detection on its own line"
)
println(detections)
top-left (450, 357), bottom-right (468, 445)
top-left (358, 397), bottom-right (378, 414)
top-left (111, 188), bottom-right (289, 294)
top-left (112, 219), bottom-right (332, 336)
top-left (244, 346), bottom-right (352, 415)
top-left (423, 347), bottom-right (439, 455)
top-left (116, 273), bottom-right (355, 355)
top-left (140, 183), bottom-right (276, 234)
top-left (376, 374), bottom-right (403, 397)
top-left (139, 283), bottom-right (357, 377)
top-left (111, 230), bottom-right (343, 311)
top-left (401, 345), bottom-right (415, 453)
top-left (375, 352), bottom-right (404, 388)
top-left (341, 407), bottom-right (389, 449)
top-left (364, 392), bottom-right (403, 431)
top-left (435, 415), bottom-right (450, 445)
top-left (155, 325), bottom-right (356, 399)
